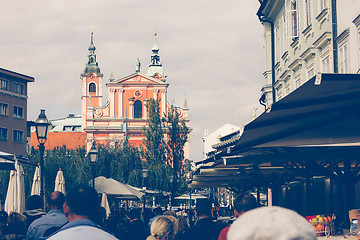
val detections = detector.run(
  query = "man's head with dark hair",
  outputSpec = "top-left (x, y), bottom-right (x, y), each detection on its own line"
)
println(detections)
top-left (27, 195), bottom-right (43, 210)
top-left (195, 199), bottom-right (212, 218)
top-left (0, 211), bottom-right (8, 225)
top-left (233, 193), bottom-right (257, 218)
top-left (153, 206), bottom-right (163, 216)
top-left (64, 185), bottom-right (100, 221)
top-left (127, 208), bottom-right (141, 220)
top-left (47, 191), bottom-right (66, 210)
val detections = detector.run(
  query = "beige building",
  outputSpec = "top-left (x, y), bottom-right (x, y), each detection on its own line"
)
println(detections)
top-left (258, 0), bottom-right (360, 108)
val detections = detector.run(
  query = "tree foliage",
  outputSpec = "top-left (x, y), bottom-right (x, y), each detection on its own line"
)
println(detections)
top-left (142, 98), bottom-right (166, 166)
top-left (142, 99), bottom-right (190, 195)
top-left (0, 141), bottom-right (143, 203)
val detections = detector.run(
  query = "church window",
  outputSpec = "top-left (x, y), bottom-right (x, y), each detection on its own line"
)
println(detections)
top-left (134, 100), bottom-right (142, 119)
top-left (89, 82), bottom-right (96, 93)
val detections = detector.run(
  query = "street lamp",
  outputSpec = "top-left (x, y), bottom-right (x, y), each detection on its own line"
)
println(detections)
top-left (35, 109), bottom-right (50, 208)
top-left (142, 168), bottom-right (148, 212)
top-left (88, 143), bottom-right (98, 189)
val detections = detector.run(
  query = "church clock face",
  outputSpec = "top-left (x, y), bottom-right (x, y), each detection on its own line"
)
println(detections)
top-left (135, 76), bottom-right (141, 82)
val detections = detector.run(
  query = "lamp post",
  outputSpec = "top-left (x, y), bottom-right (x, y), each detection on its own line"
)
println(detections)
top-left (35, 109), bottom-right (50, 208)
top-left (88, 143), bottom-right (98, 189)
top-left (142, 168), bottom-right (148, 212)
top-left (169, 175), bottom-right (173, 209)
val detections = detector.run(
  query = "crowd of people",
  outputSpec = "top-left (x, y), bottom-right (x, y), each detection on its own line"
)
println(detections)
top-left (0, 185), bottom-right (318, 240)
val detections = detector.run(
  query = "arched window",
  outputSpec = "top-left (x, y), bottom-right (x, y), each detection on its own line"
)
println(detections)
top-left (89, 82), bottom-right (96, 93)
top-left (134, 100), bottom-right (142, 118)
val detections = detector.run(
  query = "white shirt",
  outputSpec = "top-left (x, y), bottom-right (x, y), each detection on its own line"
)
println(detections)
top-left (47, 219), bottom-right (118, 240)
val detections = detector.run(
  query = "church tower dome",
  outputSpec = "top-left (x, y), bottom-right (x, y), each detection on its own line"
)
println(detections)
top-left (147, 33), bottom-right (166, 81)
top-left (82, 32), bottom-right (102, 76)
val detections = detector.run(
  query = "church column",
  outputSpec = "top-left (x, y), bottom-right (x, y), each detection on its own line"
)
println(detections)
top-left (153, 89), bottom-right (159, 100)
top-left (161, 89), bottom-right (167, 117)
top-left (118, 88), bottom-right (124, 118)
top-left (110, 88), bottom-right (116, 118)
top-left (143, 99), bottom-right (148, 119)
top-left (129, 98), bottom-right (134, 119)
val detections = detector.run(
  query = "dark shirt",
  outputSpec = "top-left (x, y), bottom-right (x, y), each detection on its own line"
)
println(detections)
top-left (123, 219), bottom-right (149, 240)
top-left (185, 217), bottom-right (224, 240)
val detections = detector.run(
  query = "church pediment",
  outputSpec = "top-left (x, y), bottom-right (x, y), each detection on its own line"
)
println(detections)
top-left (108, 73), bottom-right (168, 86)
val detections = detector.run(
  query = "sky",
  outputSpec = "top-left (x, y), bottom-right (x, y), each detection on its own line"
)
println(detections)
top-left (1, 0), bottom-right (265, 161)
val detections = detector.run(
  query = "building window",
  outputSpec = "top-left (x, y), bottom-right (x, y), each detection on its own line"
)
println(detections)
top-left (89, 82), bottom-right (96, 93)
top-left (0, 103), bottom-right (8, 116)
top-left (0, 79), bottom-right (8, 90)
top-left (339, 42), bottom-right (349, 73)
top-left (134, 100), bottom-right (142, 119)
top-left (283, 13), bottom-right (288, 53)
top-left (295, 78), bottom-right (302, 88)
top-left (305, 0), bottom-right (312, 26)
top-left (320, 0), bottom-right (327, 11)
top-left (286, 0), bottom-right (299, 39)
top-left (0, 127), bottom-right (7, 141)
top-left (275, 24), bottom-right (280, 63)
top-left (13, 130), bottom-right (23, 143)
top-left (13, 83), bottom-right (24, 94)
top-left (322, 56), bottom-right (330, 73)
top-left (307, 68), bottom-right (315, 80)
top-left (13, 106), bottom-right (24, 119)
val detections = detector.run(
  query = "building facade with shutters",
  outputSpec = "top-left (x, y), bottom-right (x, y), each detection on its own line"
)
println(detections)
top-left (0, 68), bottom-right (34, 156)
top-left (81, 33), bottom-right (190, 158)
top-left (258, 0), bottom-right (360, 108)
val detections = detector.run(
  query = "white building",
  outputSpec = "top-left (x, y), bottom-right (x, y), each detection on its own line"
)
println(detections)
top-left (202, 123), bottom-right (242, 159)
top-left (258, 0), bottom-right (360, 108)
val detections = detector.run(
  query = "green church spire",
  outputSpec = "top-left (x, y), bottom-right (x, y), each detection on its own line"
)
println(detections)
top-left (82, 32), bottom-right (102, 76)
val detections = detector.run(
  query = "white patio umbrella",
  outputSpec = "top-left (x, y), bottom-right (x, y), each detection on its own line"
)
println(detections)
top-left (101, 192), bottom-right (111, 218)
top-left (4, 160), bottom-right (25, 213)
top-left (31, 165), bottom-right (41, 195)
top-left (54, 169), bottom-right (66, 195)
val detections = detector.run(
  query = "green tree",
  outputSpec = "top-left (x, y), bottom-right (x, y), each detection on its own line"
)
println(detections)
top-left (166, 106), bottom-right (189, 196)
top-left (142, 98), bottom-right (166, 165)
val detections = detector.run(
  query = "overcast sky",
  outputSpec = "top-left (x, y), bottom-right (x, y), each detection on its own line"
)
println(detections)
top-left (1, 0), bottom-right (265, 161)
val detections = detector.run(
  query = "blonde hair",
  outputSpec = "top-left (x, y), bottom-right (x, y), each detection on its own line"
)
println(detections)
top-left (150, 216), bottom-right (174, 240)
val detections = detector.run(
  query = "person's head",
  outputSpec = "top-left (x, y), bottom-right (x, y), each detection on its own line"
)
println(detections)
top-left (27, 195), bottom-right (43, 210)
top-left (64, 185), bottom-right (100, 221)
top-left (96, 206), bottom-right (107, 227)
top-left (163, 211), bottom-right (176, 218)
top-left (227, 206), bottom-right (317, 240)
top-left (176, 215), bottom-right (189, 232)
top-left (7, 212), bottom-right (27, 235)
top-left (163, 215), bottom-right (179, 237)
top-left (47, 191), bottom-right (66, 211)
top-left (150, 216), bottom-right (175, 240)
top-left (127, 208), bottom-right (141, 221)
top-left (0, 211), bottom-right (8, 226)
top-left (153, 206), bottom-right (163, 216)
top-left (195, 199), bottom-right (212, 218)
top-left (233, 193), bottom-right (257, 218)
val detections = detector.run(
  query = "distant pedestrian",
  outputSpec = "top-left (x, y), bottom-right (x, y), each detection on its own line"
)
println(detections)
top-left (227, 206), bottom-right (317, 240)
top-left (218, 193), bottom-right (257, 240)
top-left (47, 185), bottom-right (117, 240)
top-left (184, 199), bottom-right (224, 240)
top-left (2, 212), bottom-right (27, 240)
top-left (147, 216), bottom-right (175, 240)
top-left (148, 207), bottom-right (163, 227)
top-left (26, 191), bottom-right (68, 240)
top-left (124, 208), bottom-right (149, 240)
top-left (22, 195), bottom-right (46, 229)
